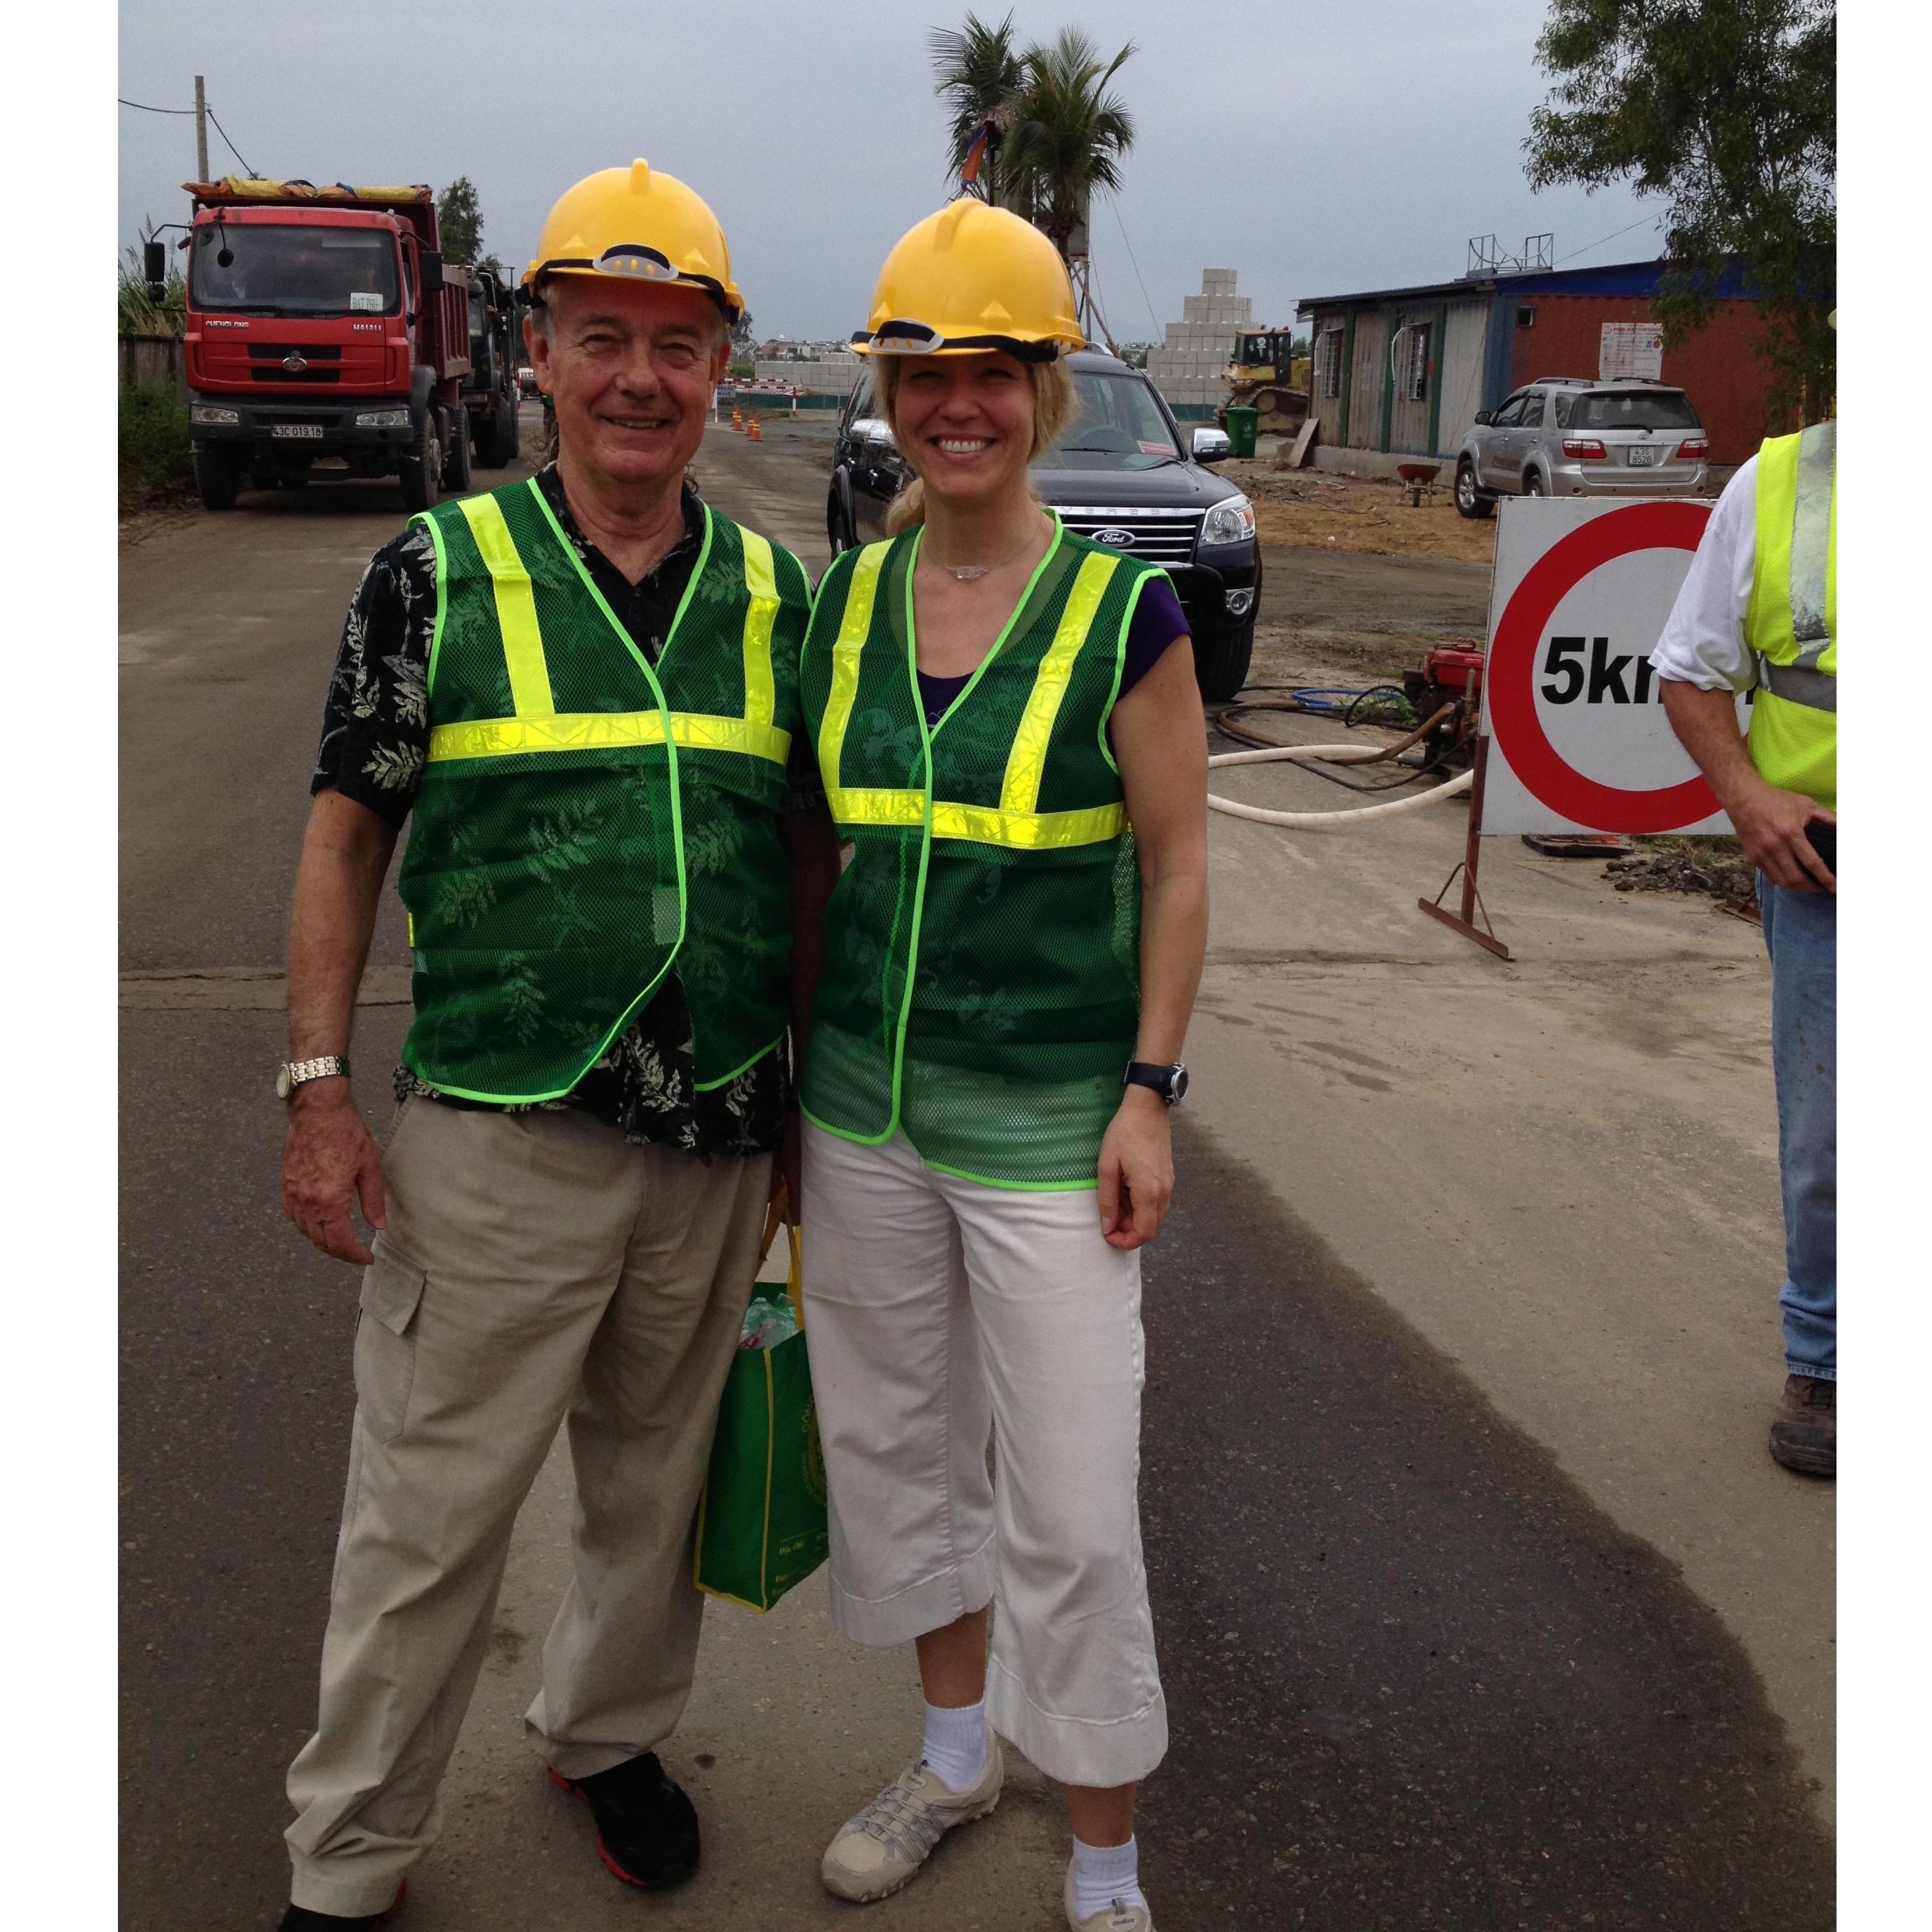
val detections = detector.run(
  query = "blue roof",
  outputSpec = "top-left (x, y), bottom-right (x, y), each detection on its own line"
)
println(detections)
top-left (1296, 255), bottom-right (1794, 314)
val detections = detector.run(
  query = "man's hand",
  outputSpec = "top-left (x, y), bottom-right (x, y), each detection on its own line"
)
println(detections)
top-left (774, 1109), bottom-right (803, 1226)
top-left (282, 1083), bottom-right (388, 1265)
top-left (1097, 1087), bottom-right (1175, 1252)
top-left (1726, 776), bottom-right (1836, 894)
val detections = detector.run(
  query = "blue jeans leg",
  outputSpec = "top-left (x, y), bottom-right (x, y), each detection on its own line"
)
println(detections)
top-left (1756, 873), bottom-right (1837, 1379)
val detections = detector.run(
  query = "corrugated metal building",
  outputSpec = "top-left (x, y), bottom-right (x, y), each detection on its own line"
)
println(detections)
top-left (1297, 258), bottom-right (1811, 468)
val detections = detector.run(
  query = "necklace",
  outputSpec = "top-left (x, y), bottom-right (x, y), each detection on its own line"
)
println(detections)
top-left (926, 529), bottom-right (1041, 583)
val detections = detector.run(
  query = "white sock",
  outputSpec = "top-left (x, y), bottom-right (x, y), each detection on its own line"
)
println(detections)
top-left (1071, 1834), bottom-right (1146, 1920)
top-left (919, 1698), bottom-right (988, 1792)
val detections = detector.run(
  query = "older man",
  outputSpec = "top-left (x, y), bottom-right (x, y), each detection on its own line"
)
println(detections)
top-left (272, 161), bottom-right (838, 1927)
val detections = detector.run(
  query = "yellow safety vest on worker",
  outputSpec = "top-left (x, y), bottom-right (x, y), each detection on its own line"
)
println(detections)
top-left (1745, 421), bottom-right (1836, 809)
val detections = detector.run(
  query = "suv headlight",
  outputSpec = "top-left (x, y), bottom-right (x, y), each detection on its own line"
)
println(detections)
top-left (1201, 494), bottom-right (1256, 545)
top-left (355, 408), bottom-right (413, 428)
top-left (190, 404), bottom-right (240, 426)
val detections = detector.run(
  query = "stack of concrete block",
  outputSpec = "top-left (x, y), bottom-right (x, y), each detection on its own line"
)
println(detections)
top-left (1145, 268), bottom-right (1252, 407)
top-left (755, 357), bottom-right (861, 396)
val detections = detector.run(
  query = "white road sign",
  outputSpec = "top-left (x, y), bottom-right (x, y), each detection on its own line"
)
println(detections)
top-left (1480, 497), bottom-right (1745, 836)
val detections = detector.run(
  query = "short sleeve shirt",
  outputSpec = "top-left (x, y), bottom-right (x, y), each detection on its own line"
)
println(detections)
top-left (313, 463), bottom-right (823, 1156)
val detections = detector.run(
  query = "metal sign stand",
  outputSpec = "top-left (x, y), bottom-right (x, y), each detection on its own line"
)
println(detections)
top-left (1418, 733), bottom-right (1511, 960)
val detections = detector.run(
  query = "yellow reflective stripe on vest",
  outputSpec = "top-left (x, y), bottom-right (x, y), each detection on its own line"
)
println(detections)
top-left (739, 529), bottom-right (780, 731)
top-left (817, 544), bottom-right (887, 795)
top-left (428, 710), bottom-right (790, 765)
top-left (1000, 550), bottom-right (1120, 816)
top-left (828, 786), bottom-right (1124, 847)
top-left (456, 494), bottom-right (554, 718)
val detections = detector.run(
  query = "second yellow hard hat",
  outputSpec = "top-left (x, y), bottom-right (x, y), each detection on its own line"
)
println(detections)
top-left (522, 159), bottom-right (743, 322)
top-left (853, 199), bottom-right (1083, 359)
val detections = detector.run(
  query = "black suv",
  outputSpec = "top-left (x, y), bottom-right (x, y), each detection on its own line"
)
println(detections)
top-left (826, 346), bottom-right (1262, 700)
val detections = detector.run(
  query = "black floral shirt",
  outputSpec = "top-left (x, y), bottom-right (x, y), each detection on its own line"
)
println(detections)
top-left (313, 463), bottom-right (821, 1157)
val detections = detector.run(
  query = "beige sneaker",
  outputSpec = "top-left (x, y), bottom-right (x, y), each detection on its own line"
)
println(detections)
top-left (1064, 1862), bottom-right (1155, 1930)
top-left (820, 1743), bottom-right (1004, 1902)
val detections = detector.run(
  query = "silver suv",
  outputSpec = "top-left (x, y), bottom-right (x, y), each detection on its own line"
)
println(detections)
top-left (1453, 378), bottom-right (1710, 517)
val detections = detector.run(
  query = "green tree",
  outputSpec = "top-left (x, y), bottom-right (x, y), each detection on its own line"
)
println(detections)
top-left (436, 176), bottom-right (503, 277)
top-left (1004, 27), bottom-right (1137, 262)
top-left (927, 11), bottom-right (1029, 210)
top-left (1524, 0), bottom-right (1835, 423)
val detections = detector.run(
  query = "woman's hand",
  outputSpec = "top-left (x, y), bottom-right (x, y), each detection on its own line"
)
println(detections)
top-left (1097, 1087), bottom-right (1175, 1250)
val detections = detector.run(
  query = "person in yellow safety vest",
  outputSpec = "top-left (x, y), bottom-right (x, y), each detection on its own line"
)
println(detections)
top-left (272, 162), bottom-right (841, 1928)
top-left (797, 199), bottom-right (1210, 1932)
top-left (1653, 341), bottom-right (1836, 1481)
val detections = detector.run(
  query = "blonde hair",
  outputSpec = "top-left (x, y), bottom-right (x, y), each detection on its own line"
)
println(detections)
top-left (878, 355), bottom-right (1076, 535)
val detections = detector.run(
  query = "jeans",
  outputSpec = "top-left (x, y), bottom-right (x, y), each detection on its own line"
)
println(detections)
top-left (1757, 874), bottom-right (1837, 1379)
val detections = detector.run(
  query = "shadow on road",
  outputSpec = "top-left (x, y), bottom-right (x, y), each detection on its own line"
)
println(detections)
top-left (1138, 1114), bottom-right (1832, 1931)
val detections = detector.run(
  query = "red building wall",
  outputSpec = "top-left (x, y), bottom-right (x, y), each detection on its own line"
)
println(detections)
top-left (1510, 295), bottom-right (1782, 465)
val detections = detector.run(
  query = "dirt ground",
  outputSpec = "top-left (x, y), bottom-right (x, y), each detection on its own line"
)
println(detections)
top-left (1222, 456), bottom-right (1500, 565)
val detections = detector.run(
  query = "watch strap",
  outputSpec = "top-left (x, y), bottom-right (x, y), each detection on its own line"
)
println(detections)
top-left (1123, 1060), bottom-right (1185, 1104)
top-left (282, 1054), bottom-right (350, 1097)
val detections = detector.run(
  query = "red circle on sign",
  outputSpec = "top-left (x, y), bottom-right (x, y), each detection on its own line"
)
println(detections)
top-left (1488, 501), bottom-right (1719, 832)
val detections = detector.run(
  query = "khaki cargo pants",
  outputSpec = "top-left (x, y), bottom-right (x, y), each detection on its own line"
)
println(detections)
top-left (284, 1095), bottom-right (769, 1917)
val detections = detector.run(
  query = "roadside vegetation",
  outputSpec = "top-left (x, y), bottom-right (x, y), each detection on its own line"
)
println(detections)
top-left (120, 237), bottom-right (193, 514)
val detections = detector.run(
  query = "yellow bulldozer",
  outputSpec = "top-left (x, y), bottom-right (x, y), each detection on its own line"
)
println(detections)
top-left (1217, 330), bottom-right (1312, 437)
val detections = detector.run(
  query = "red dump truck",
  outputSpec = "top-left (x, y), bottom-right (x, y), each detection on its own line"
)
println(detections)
top-left (169, 178), bottom-right (475, 512)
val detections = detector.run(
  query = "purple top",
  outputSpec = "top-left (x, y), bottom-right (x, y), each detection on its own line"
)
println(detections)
top-left (915, 576), bottom-right (1189, 729)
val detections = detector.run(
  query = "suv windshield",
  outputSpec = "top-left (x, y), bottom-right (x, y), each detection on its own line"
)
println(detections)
top-left (1575, 390), bottom-right (1699, 431)
top-left (190, 223), bottom-right (401, 317)
top-left (1035, 369), bottom-right (1182, 470)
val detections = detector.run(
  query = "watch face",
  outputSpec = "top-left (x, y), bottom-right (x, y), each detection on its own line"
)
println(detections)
top-left (1172, 1064), bottom-right (1189, 1102)
top-left (275, 1064), bottom-right (293, 1099)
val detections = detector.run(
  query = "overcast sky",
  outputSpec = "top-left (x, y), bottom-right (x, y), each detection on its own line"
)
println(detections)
top-left (119, 1), bottom-right (1664, 343)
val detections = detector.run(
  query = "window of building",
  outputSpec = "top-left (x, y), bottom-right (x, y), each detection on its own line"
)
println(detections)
top-left (1517, 305), bottom-right (1537, 328)
top-left (1316, 326), bottom-right (1344, 399)
top-left (1403, 323), bottom-right (1432, 402)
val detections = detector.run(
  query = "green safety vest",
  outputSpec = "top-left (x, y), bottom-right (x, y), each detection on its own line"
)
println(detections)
top-left (1745, 421), bottom-right (1836, 809)
top-left (799, 519), bottom-right (1167, 1190)
top-left (397, 477), bottom-right (812, 1103)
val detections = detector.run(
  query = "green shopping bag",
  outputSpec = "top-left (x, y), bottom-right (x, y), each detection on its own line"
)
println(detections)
top-left (694, 1198), bottom-right (828, 1611)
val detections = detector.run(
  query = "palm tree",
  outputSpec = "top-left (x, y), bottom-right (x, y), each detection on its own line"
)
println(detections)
top-left (927, 12), bottom-right (1028, 209)
top-left (1005, 28), bottom-right (1137, 262)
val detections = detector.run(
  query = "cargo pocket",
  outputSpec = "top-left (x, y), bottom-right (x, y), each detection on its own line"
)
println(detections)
top-left (355, 1248), bottom-right (428, 1445)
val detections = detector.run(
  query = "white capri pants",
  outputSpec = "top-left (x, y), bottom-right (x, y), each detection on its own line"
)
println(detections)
top-left (801, 1123), bottom-right (1167, 1789)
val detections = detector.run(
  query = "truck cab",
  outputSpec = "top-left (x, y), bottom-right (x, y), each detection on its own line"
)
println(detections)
top-left (179, 179), bottom-right (472, 512)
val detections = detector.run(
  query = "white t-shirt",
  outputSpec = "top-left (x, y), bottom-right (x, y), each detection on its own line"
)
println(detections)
top-left (1648, 456), bottom-right (1759, 693)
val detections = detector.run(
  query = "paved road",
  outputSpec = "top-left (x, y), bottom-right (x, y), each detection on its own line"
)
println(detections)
top-left (122, 413), bottom-right (1832, 1931)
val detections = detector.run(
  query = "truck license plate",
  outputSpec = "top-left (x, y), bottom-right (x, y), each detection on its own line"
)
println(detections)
top-left (272, 424), bottom-right (324, 439)
top-left (1626, 444), bottom-right (1662, 465)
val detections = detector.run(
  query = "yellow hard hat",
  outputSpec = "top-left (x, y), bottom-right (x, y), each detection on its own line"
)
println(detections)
top-left (852, 199), bottom-right (1083, 359)
top-left (522, 159), bottom-right (743, 322)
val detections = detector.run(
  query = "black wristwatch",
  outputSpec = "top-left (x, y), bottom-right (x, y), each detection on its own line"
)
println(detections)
top-left (1123, 1060), bottom-right (1189, 1106)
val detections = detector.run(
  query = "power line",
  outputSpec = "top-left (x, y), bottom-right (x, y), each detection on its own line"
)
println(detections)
top-left (205, 106), bottom-right (258, 178)
top-left (1106, 194), bottom-right (1163, 335)
top-left (1558, 211), bottom-right (1664, 265)
top-left (119, 98), bottom-right (197, 114)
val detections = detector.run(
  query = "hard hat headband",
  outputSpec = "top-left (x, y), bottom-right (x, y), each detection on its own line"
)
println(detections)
top-left (526, 251), bottom-right (739, 322)
top-left (852, 319), bottom-right (1063, 362)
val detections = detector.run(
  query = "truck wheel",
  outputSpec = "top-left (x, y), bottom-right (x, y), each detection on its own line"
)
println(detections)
top-left (1455, 461), bottom-right (1494, 520)
top-left (399, 409), bottom-right (440, 512)
top-left (1193, 618), bottom-right (1255, 705)
top-left (442, 408), bottom-right (472, 493)
top-left (194, 446), bottom-right (241, 512)
top-left (479, 393), bottom-right (519, 468)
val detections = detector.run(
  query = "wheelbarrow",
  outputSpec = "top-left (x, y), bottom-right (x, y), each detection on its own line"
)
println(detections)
top-left (1396, 461), bottom-right (1441, 507)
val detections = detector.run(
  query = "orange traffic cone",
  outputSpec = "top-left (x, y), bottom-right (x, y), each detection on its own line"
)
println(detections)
top-left (730, 406), bottom-right (743, 432)
top-left (748, 414), bottom-right (762, 442)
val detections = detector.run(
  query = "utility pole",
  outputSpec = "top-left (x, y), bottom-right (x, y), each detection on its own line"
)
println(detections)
top-left (193, 75), bottom-right (209, 182)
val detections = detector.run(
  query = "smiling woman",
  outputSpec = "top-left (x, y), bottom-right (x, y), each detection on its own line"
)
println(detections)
top-left (798, 195), bottom-right (1208, 1932)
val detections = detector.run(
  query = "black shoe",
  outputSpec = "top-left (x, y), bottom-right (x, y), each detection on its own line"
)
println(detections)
top-left (549, 1752), bottom-right (701, 1888)
top-left (277, 1881), bottom-right (406, 1929)
top-left (1769, 1373), bottom-right (1836, 1477)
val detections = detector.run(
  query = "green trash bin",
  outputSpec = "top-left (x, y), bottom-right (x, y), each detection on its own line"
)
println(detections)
top-left (1224, 406), bottom-right (1258, 458)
